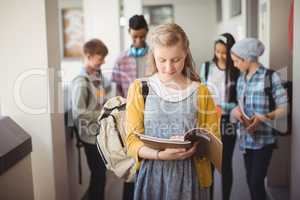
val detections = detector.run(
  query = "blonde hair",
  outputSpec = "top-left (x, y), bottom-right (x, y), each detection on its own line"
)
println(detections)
top-left (147, 23), bottom-right (200, 82)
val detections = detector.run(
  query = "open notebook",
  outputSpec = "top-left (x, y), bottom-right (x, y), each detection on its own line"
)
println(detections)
top-left (135, 128), bottom-right (223, 172)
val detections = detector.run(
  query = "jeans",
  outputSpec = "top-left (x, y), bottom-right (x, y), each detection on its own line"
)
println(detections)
top-left (243, 144), bottom-right (274, 200)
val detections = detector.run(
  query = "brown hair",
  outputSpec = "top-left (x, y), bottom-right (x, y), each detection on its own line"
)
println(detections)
top-left (83, 39), bottom-right (108, 56)
top-left (147, 23), bottom-right (200, 82)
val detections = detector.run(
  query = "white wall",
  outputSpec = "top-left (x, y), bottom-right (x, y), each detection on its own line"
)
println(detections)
top-left (216, 0), bottom-right (247, 40)
top-left (83, 0), bottom-right (121, 77)
top-left (143, 0), bottom-right (216, 67)
top-left (0, 0), bottom-right (69, 199)
top-left (269, 0), bottom-right (293, 78)
top-left (291, 0), bottom-right (300, 199)
top-left (257, 0), bottom-right (293, 188)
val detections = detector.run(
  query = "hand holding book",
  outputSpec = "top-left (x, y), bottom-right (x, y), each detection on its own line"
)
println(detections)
top-left (135, 128), bottom-right (223, 172)
top-left (233, 103), bottom-right (254, 128)
top-left (135, 128), bottom-right (211, 150)
top-left (156, 143), bottom-right (199, 161)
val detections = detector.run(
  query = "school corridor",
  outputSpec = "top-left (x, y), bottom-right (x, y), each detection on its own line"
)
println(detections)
top-left (0, 0), bottom-right (299, 200)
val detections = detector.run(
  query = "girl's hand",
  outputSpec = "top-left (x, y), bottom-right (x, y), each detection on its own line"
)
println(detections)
top-left (158, 143), bottom-right (198, 160)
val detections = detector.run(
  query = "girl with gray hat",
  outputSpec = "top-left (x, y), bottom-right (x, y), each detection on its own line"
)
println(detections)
top-left (231, 38), bottom-right (288, 200)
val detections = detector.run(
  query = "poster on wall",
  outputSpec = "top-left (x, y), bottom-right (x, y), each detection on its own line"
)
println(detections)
top-left (62, 8), bottom-right (84, 58)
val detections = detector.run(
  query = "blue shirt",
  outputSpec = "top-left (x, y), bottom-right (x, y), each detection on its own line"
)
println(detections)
top-left (236, 65), bottom-right (288, 150)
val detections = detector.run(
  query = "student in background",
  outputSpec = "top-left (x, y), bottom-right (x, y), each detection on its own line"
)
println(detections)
top-left (125, 23), bottom-right (220, 200)
top-left (112, 15), bottom-right (149, 98)
top-left (199, 33), bottom-right (239, 200)
top-left (71, 39), bottom-right (110, 200)
top-left (231, 38), bottom-right (288, 200)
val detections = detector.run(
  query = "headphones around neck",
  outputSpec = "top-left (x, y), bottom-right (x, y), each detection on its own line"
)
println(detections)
top-left (129, 45), bottom-right (148, 57)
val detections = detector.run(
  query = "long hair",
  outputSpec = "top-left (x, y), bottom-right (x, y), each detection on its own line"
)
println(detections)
top-left (147, 23), bottom-right (200, 82)
top-left (212, 33), bottom-right (240, 103)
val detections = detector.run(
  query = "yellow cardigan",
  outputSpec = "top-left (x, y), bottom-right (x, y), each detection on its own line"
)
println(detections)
top-left (125, 79), bottom-right (221, 188)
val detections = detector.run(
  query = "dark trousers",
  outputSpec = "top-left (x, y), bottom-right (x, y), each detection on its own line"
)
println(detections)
top-left (123, 182), bottom-right (135, 200)
top-left (243, 144), bottom-right (274, 200)
top-left (210, 116), bottom-right (236, 200)
top-left (83, 142), bottom-right (107, 200)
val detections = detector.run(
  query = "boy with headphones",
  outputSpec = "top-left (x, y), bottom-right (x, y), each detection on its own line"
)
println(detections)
top-left (112, 15), bottom-right (149, 98)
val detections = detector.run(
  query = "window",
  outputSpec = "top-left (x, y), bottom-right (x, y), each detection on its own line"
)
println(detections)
top-left (143, 5), bottom-right (174, 28)
top-left (231, 0), bottom-right (242, 17)
top-left (216, 0), bottom-right (223, 22)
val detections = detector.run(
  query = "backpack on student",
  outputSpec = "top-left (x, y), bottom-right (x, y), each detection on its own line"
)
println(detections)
top-left (96, 81), bottom-right (149, 182)
top-left (65, 75), bottom-right (106, 184)
top-left (264, 69), bottom-right (292, 136)
top-left (204, 61), bottom-right (210, 82)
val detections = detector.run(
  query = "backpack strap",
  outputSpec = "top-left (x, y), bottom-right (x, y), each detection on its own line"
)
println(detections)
top-left (73, 125), bottom-right (83, 184)
top-left (99, 104), bottom-right (126, 121)
top-left (265, 69), bottom-right (276, 111)
top-left (204, 61), bottom-right (210, 82)
top-left (141, 80), bottom-right (149, 103)
top-left (99, 80), bottom-right (148, 122)
top-left (265, 69), bottom-right (285, 137)
top-left (83, 76), bottom-right (91, 105)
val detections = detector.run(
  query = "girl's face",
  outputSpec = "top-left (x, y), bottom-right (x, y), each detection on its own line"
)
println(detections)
top-left (215, 42), bottom-right (227, 63)
top-left (153, 42), bottom-right (187, 82)
top-left (231, 53), bottom-right (250, 72)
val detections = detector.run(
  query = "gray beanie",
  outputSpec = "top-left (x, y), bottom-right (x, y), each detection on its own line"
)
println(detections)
top-left (231, 38), bottom-right (265, 61)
